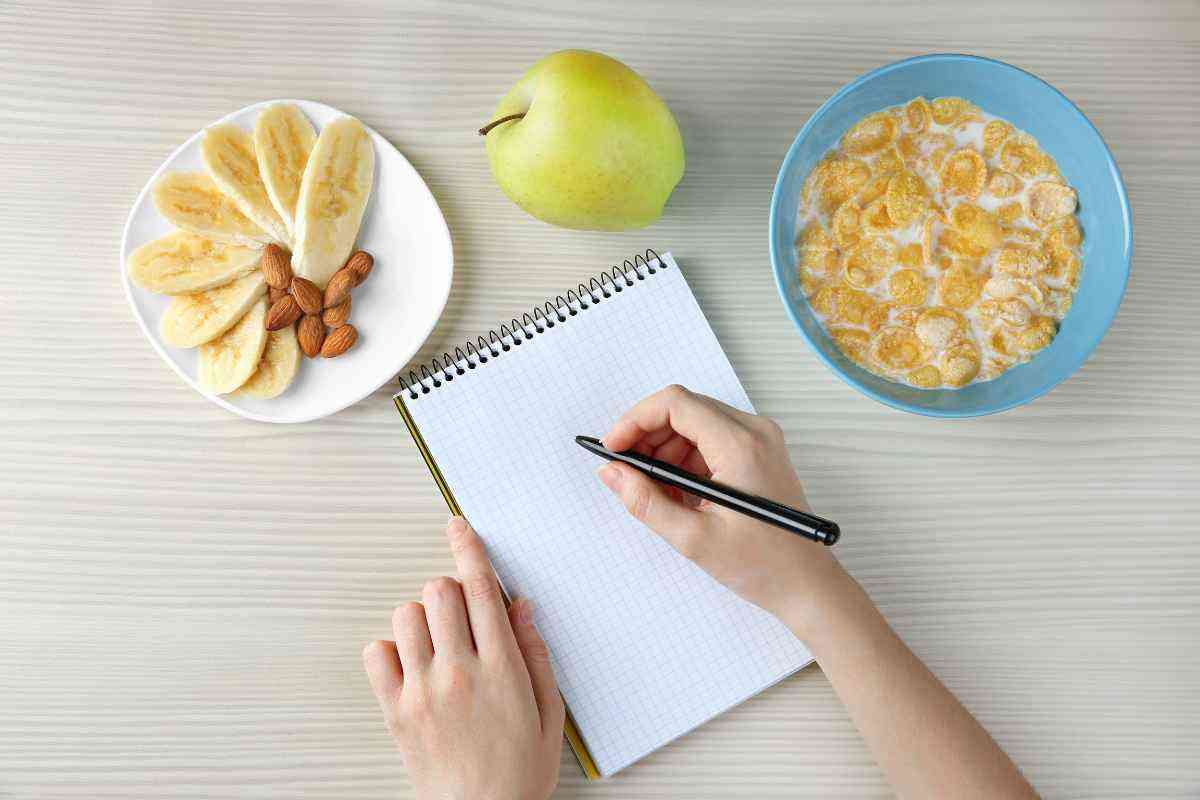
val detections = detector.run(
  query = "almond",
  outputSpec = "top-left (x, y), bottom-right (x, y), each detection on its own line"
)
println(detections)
top-left (268, 285), bottom-right (288, 304)
top-left (290, 276), bottom-right (323, 315)
top-left (324, 269), bottom-right (355, 308)
top-left (261, 244), bottom-right (293, 289)
top-left (321, 324), bottom-right (358, 358)
top-left (322, 295), bottom-right (352, 327)
top-left (297, 314), bottom-right (325, 358)
top-left (265, 295), bottom-right (302, 331)
top-left (344, 250), bottom-right (374, 286)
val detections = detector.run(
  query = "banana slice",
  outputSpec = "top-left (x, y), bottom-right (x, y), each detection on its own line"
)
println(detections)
top-left (159, 271), bottom-right (267, 348)
top-left (153, 171), bottom-right (272, 247)
top-left (237, 324), bottom-right (301, 399)
top-left (254, 103), bottom-right (317, 239)
top-left (201, 123), bottom-right (291, 246)
top-left (292, 116), bottom-right (375, 288)
top-left (198, 298), bottom-right (269, 394)
top-left (127, 230), bottom-right (260, 295)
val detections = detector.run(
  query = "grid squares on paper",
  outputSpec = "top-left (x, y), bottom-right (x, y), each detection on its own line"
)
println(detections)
top-left (403, 254), bottom-right (812, 776)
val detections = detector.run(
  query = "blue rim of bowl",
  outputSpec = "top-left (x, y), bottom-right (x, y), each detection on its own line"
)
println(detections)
top-left (768, 53), bottom-right (1133, 418)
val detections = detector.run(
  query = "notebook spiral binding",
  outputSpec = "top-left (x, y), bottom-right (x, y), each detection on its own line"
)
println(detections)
top-left (398, 248), bottom-right (664, 400)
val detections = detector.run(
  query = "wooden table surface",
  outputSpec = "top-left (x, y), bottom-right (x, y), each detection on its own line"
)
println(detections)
top-left (3, 1), bottom-right (1198, 797)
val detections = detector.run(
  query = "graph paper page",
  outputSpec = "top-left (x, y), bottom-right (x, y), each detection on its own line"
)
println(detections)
top-left (400, 253), bottom-right (812, 776)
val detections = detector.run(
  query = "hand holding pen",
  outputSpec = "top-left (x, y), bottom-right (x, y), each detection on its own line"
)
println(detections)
top-left (588, 384), bottom-right (844, 627)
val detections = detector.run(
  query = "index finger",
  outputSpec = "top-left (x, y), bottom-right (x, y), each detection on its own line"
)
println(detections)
top-left (445, 517), bottom-right (518, 658)
top-left (602, 384), bottom-right (748, 455)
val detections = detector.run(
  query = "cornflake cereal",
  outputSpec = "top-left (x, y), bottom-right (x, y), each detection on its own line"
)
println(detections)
top-left (795, 96), bottom-right (1083, 389)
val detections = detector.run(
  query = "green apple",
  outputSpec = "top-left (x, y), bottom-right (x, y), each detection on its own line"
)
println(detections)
top-left (480, 50), bottom-right (685, 231)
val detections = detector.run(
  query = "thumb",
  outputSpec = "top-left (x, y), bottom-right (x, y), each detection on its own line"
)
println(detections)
top-left (509, 598), bottom-right (565, 736)
top-left (597, 462), bottom-right (715, 561)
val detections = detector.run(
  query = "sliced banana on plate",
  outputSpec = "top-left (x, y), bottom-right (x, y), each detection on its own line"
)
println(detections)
top-left (159, 271), bottom-right (267, 348)
top-left (127, 230), bottom-right (261, 295)
top-left (201, 123), bottom-right (291, 246)
top-left (198, 297), bottom-right (269, 394)
top-left (237, 324), bottom-right (301, 399)
top-left (254, 103), bottom-right (317, 239)
top-left (292, 116), bottom-right (375, 288)
top-left (153, 171), bottom-right (272, 247)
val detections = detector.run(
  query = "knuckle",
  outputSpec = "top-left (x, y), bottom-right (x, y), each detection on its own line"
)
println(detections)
top-left (392, 601), bottom-right (424, 630)
top-left (403, 689), bottom-right (434, 724)
top-left (438, 662), bottom-right (475, 698)
top-left (463, 574), bottom-right (499, 603)
top-left (522, 638), bottom-right (552, 665)
top-left (661, 383), bottom-right (690, 404)
top-left (422, 576), bottom-right (459, 601)
top-left (362, 639), bottom-right (387, 663)
top-left (756, 417), bottom-right (785, 443)
top-left (447, 522), bottom-right (475, 554)
top-left (627, 484), bottom-right (653, 522)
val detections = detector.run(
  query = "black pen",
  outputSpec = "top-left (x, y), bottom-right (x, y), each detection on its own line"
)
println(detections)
top-left (575, 435), bottom-right (840, 546)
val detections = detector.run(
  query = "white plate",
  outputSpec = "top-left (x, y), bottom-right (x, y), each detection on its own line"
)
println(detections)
top-left (120, 99), bottom-right (453, 423)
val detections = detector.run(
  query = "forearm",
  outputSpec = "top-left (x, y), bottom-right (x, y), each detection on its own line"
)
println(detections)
top-left (784, 565), bottom-right (1038, 800)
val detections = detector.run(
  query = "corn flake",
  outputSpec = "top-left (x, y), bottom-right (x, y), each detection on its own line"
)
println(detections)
top-left (831, 327), bottom-right (871, 366)
top-left (857, 173), bottom-right (892, 206)
top-left (842, 236), bottom-right (895, 288)
top-left (862, 196), bottom-right (898, 235)
top-left (904, 97), bottom-right (932, 132)
top-left (894, 307), bottom-right (921, 328)
top-left (1027, 181), bottom-right (1078, 226)
top-left (994, 246), bottom-right (1046, 278)
top-left (896, 133), bottom-right (921, 165)
top-left (940, 340), bottom-right (981, 387)
top-left (873, 147), bottom-right (904, 176)
top-left (870, 326), bottom-right (929, 372)
top-left (1018, 316), bottom-right (1056, 352)
top-left (915, 307), bottom-right (967, 349)
top-left (949, 203), bottom-right (1003, 252)
top-left (987, 170), bottom-right (1023, 199)
top-left (885, 170), bottom-right (931, 226)
top-left (816, 158), bottom-right (871, 213)
top-left (938, 264), bottom-right (982, 310)
top-left (889, 268), bottom-right (928, 307)
top-left (831, 200), bottom-right (862, 249)
top-left (841, 112), bottom-right (899, 157)
top-left (931, 96), bottom-right (970, 125)
top-left (898, 242), bottom-right (923, 269)
top-left (1002, 230), bottom-right (1040, 252)
top-left (907, 364), bottom-right (942, 389)
top-left (799, 245), bottom-right (840, 276)
top-left (864, 301), bottom-right (895, 333)
top-left (940, 148), bottom-right (987, 199)
top-left (982, 120), bottom-right (1013, 157)
top-left (996, 202), bottom-right (1023, 225)
top-left (1000, 135), bottom-right (1054, 178)
top-left (835, 285), bottom-right (875, 325)
top-left (797, 221), bottom-right (835, 251)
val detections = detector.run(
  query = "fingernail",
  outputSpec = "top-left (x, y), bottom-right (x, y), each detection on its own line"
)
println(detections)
top-left (446, 516), bottom-right (468, 537)
top-left (516, 598), bottom-right (534, 624)
top-left (597, 464), bottom-right (621, 491)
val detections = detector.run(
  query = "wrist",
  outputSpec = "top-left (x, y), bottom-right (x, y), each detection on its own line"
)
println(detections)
top-left (774, 556), bottom-right (869, 650)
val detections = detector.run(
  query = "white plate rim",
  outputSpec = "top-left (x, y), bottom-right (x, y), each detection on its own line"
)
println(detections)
top-left (119, 98), bottom-right (453, 424)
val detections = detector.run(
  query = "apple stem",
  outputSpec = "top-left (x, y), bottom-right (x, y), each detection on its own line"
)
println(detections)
top-left (478, 113), bottom-right (526, 136)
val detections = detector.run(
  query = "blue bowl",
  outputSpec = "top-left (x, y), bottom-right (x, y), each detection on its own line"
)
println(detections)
top-left (769, 54), bottom-right (1131, 417)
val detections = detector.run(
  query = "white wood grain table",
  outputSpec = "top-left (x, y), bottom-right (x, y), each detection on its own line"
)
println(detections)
top-left (2, 1), bottom-right (1198, 797)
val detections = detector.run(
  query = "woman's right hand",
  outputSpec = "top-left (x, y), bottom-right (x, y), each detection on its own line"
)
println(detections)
top-left (597, 384), bottom-right (845, 637)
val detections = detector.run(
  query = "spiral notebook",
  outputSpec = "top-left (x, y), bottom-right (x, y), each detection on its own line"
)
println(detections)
top-left (393, 251), bottom-right (812, 777)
